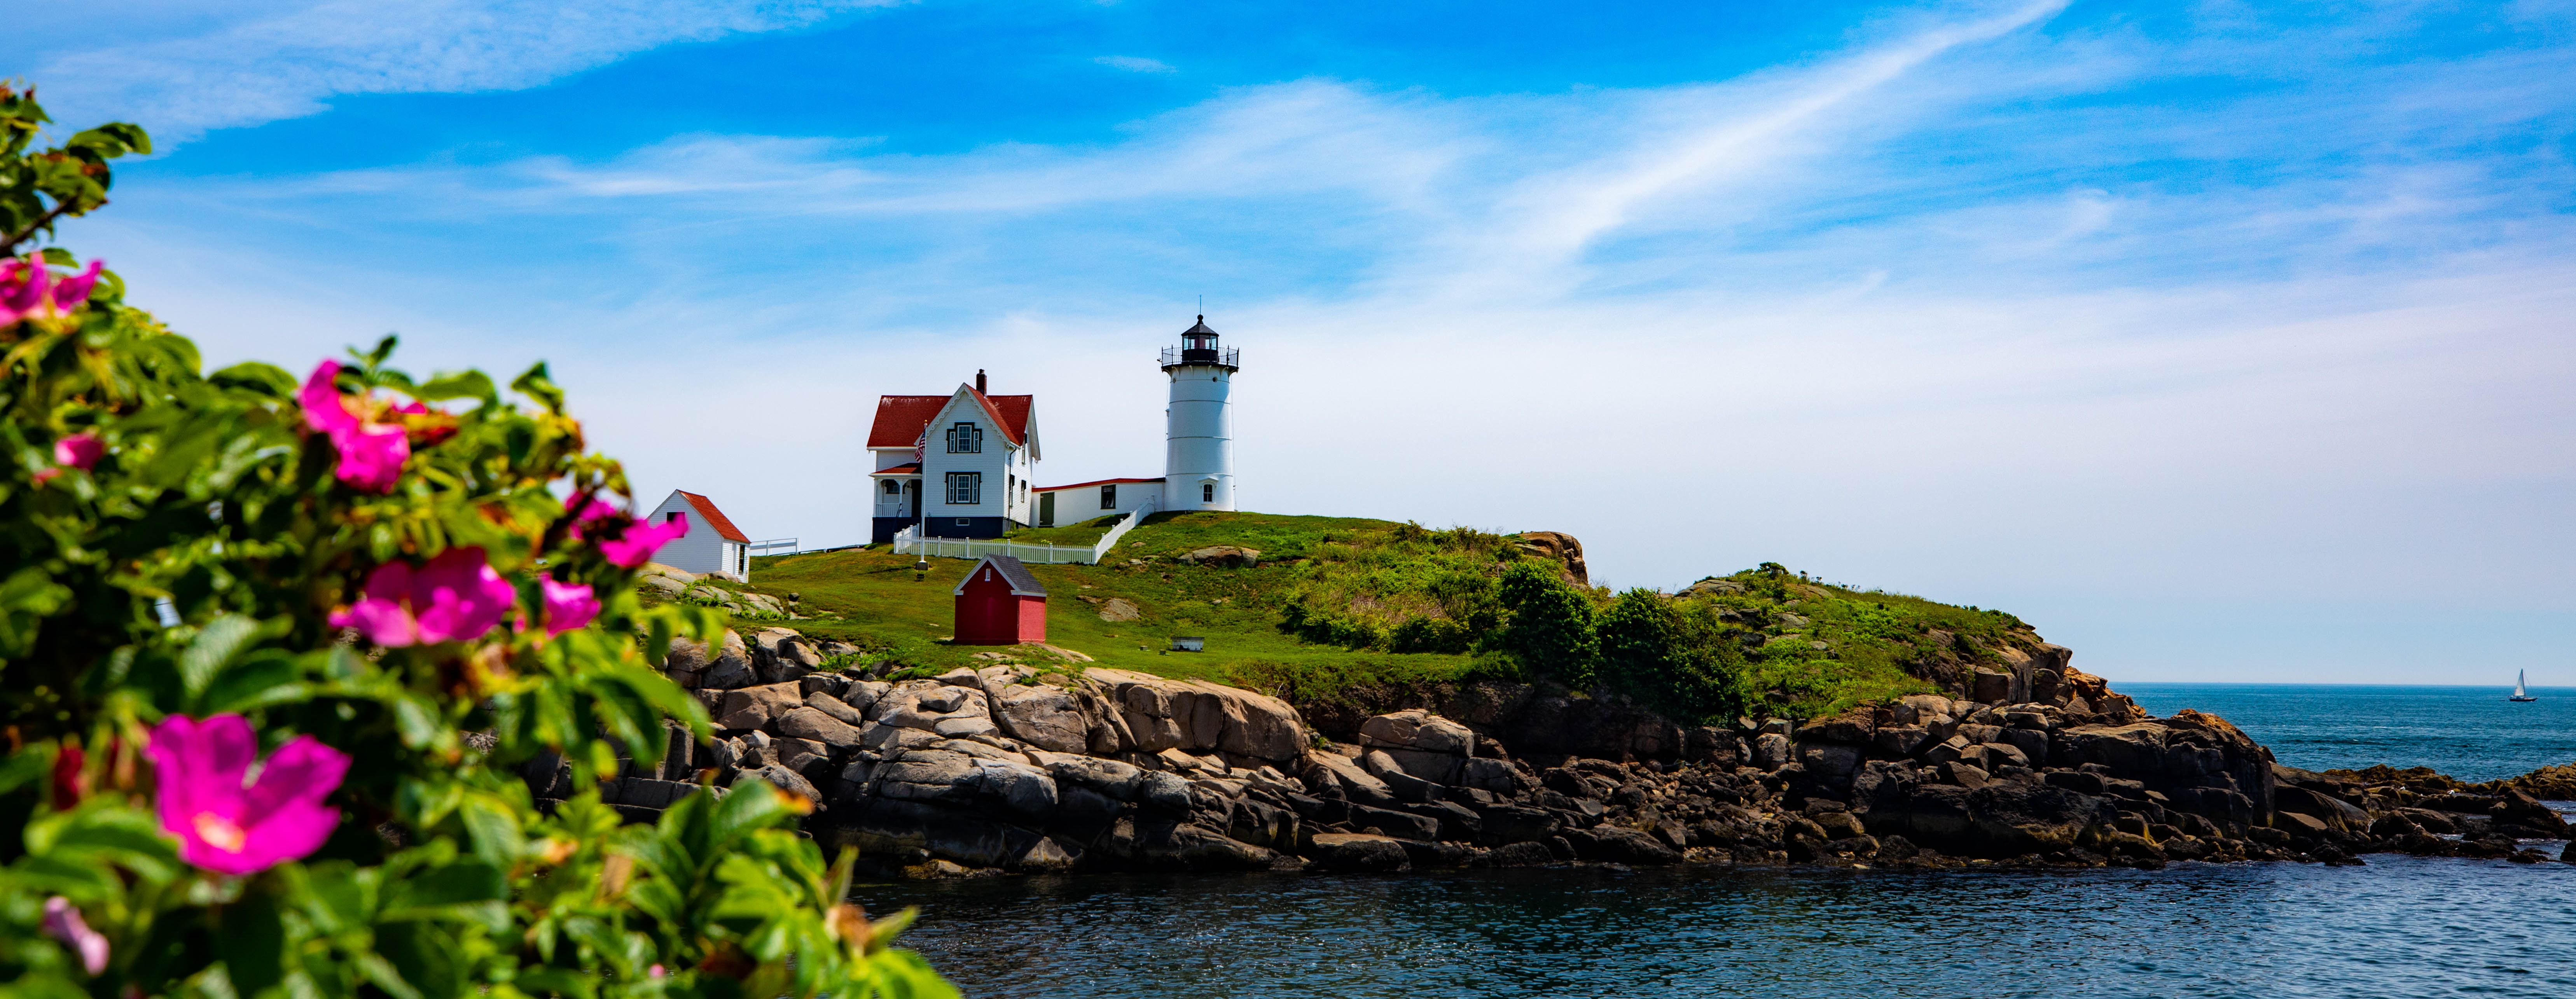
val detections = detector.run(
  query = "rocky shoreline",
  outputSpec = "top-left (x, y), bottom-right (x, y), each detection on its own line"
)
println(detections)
top-left (527, 626), bottom-right (2576, 876)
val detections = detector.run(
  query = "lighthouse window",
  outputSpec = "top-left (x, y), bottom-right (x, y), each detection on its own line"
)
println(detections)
top-left (944, 422), bottom-right (982, 453)
top-left (1202, 482), bottom-right (1215, 503)
top-left (1100, 484), bottom-right (1117, 508)
top-left (945, 472), bottom-right (982, 505)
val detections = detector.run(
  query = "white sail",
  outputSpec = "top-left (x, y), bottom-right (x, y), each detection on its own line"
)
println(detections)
top-left (2514, 670), bottom-right (2527, 698)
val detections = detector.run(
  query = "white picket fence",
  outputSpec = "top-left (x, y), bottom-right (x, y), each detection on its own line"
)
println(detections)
top-left (891, 498), bottom-right (1157, 565)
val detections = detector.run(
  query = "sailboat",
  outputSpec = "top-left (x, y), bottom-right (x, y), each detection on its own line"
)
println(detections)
top-left (2509, 669), bottom-right (2538, 702)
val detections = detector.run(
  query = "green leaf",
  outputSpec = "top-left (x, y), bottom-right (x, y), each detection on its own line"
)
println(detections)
top-left (509, 362), bottom-right (565, 414)
top-left (216, 892), bottom-right (288, 999)
top-left (412, 370), bottom-right (496, 403)
top-left (179, 613), bottom-right (265, 700)
top-left (457, 794), bottom-right (523, 868)
top-left (208, 361), bottom-right (299, 397)
top-left (196, 650), bottom-right (309, 715)
top-left (379, 861), bottom-right (505, 923)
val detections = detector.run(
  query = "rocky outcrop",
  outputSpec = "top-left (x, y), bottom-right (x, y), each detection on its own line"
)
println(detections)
top-left (535, 627), bottom-right (2572, 877)
top-left (1513, 532), bottom-right (1588, 586)
top-left (1176, 546), bottom-right (1261, 568)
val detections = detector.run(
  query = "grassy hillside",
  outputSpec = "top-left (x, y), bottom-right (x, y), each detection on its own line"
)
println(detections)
top-left (664, 511), bottom-right (2058, 721)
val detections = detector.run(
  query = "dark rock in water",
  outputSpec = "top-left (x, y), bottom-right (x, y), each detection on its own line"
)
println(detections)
top-left (1478, 841), bottom-right (1557, 867)
top-left (1307, 833), bottom-right (1410, 873)
top-left (1566, 827), bottom-right (1682, 865)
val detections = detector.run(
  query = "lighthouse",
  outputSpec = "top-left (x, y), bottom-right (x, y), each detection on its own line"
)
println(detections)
top-left (1161, 316), bottom-right (1239, 512)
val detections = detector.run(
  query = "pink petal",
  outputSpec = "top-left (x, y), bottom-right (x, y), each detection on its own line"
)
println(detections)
top-left (53, 433), bottom-right (102, 471)
top-left (411, 548), bottom-right (511, 643)
top-left (49, 260), bottom-right (101, 310)
top-left (332, 597), bottom-right (419, 647)
top-left (147, 715), bottom-right (254, 827)
top-left (329, 423), bottom-right (408, 493)
top-left (1, 257), bottom-right (45, 314)
top-left (540, 578), bottom-right (599, 636)
top-left (242, 736), bottom-right (350, 824)
top-left (217, 798), bottom-right (341, 875)
top-left (300, 360), bottom-right (357, 435)
top-left (361, 560), bottom-right (414, 604)
top-left (42, 897), bottom-right (108, 975)
top-left (599, 515), bottom-right (689, 568)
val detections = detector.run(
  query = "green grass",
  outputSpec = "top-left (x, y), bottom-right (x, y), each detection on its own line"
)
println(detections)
top-left (702, 512), bottom-right (2050, 720)
top-left (735, 512), bottom-right (1487, 686)
top-left (998, 515), bottom-right (1122, 546)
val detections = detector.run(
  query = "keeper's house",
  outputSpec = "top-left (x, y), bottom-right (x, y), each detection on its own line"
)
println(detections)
top-left (867, 371), bottom-right (1039, 543)
top-left (644, 490), bottom-right (753, 582)
top-left (954, 554), bottom-right (1047, 645)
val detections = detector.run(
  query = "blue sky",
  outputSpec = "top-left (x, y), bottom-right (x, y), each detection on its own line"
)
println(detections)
top-left (10, 0), bottom-right (2575, 684)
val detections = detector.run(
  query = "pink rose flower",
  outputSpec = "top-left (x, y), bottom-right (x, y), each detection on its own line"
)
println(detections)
top-left (42, 896), bottom-right (108, 975)
top-left (538, 578), bottom-right (599, 636)
top-left (54, 433), bottom-right (103, 471)
top-left (330, 547), bottom-right (519, 646)
top-left (51, 260), bottom-right (102, 310)
top-left (599, 513), bottom-right (690, 568)
top-left (146, 715), bottom-right (348, 877)
top-left (299, 359), bottom-right (411, 494)
top-left (0, 255), bottom-right (103, 325)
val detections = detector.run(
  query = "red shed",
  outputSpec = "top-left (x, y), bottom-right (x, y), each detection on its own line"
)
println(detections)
top-left (953, 554), bottom-right (1047, 644)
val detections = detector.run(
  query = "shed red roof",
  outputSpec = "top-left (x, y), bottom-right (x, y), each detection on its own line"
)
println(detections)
top-left (867, 389), bottom-right (1033, 449)
top-left (675, 491), bottom-right (748, 543)
top-left (872, 463), bottom-right (921, 476)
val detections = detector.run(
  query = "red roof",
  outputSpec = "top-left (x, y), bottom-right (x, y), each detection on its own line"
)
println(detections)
top-left (1037, 477), bottom-right (1164, 492)
top-left (867, 388), bottom-right (1033, 450)
top-left (676, 491), bottom-right (749, 543)
top-left (872, 463), bottom-right (921, 476)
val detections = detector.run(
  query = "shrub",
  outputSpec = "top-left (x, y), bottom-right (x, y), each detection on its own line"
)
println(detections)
top-left (1495, 562), bottom-right (1596, 687)
top-left (1596, 589), bottom-right (1744, 723)
top-left (0, 87), bottom-right (952, 998)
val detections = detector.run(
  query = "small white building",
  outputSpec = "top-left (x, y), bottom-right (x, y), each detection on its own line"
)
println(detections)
top-left (1034, 477), bottom-right (1162, 527)
top-left (644, 489), bottom-right (753, 582)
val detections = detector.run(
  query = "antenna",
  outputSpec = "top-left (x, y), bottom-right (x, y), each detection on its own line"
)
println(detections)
top-left (1197, 294), bottom-right (1202, 315)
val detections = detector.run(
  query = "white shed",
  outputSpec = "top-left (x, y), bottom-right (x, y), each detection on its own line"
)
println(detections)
top-left (644, 490), bottom-right (753, 582)
top-left (1034, 477), bottom-right (1162, 527)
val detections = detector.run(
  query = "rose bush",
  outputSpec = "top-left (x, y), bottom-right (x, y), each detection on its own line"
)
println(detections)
top-left (0, 82), bottom-right (954, 998)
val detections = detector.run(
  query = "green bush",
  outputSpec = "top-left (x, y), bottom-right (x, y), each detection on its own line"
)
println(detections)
top-left (0, 87), bottom-right (952, 999)
top-left (1595, 589), bottom-right (1745, 723)
top-left (1495, 562), bottom-right (1596, 687)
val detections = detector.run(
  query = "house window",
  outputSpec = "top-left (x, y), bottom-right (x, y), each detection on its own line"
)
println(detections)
top-left (1202, 482), bottom-right (1215, 503)
top-left (880, 480), bottom-right (899, 495)
top-left (945, 472), bottom-right (982, 505)
top-left (944, 421), bottom-right (982, 453)
top-left (1101, 484), bottom-right (1117, 508)
top-left (665, 512), bottom-right (686, 526)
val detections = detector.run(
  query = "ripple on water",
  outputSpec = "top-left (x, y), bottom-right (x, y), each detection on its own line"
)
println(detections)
top-left (863, 858), bottom-right (2576, 999)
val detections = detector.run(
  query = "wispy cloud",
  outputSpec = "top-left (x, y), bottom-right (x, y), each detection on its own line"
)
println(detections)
top-left (20, 0), bottom-right (902, 140)
top-left (1093, 55), bottom-right (1175, 73)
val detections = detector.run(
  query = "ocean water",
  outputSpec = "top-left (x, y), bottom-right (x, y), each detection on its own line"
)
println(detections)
top-left (2119, 683), bottom-right (2576, 782)
top-left (860, 684), bottom-right (2576, 999)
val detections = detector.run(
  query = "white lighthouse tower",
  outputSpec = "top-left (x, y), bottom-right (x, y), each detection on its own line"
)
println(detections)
top-left (1161, 316), bottom-right (1239, 512)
